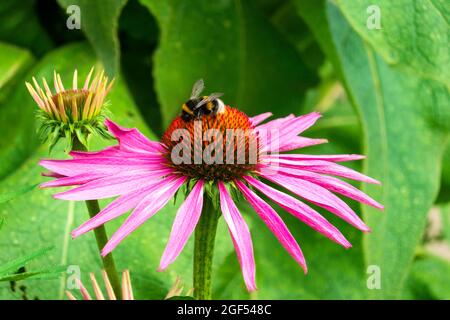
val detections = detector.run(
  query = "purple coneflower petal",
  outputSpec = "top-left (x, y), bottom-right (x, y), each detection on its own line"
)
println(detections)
top-left (40, 172), bottom-right (105, 188)
top-left (265, 153), bottom-right (365, 162)
top-left (41, 171), bottom-right (65, 178)
top-left (218, 182), bottom-right (257, 292)
top-left (278, 137), bottom-right (328, 152)
top-left (260, 173), bottom-right (370, 232)
top-left (101, 176), bottom-right (186, 256)
top-left (249, 112), bottom-right (272, 126)
top-left (277, 112), bottom-right (321, 140)
top-left (69, 146), bottom-right (158, 160)
top-left (71, 180), bottom-right (171, 237)
top-left (259, 113), bottom-right (321, 152)
top-left (159, 180), bottom-right (205, 271)
top-left (255, 114), bottom-right (295, 131)
top-left (39, 158), bottom-right (166, 177)
top-left (271, 159), bottom-right (380, 184)
top-left (105, 119), bottom-right (166, 154)
top-left (76, 278), bottom-right (92, 300)
top-left (54, 169), bottom-right (173, 200)
top-left (235, 180), bottom-right (307, 273)
top-left (244, 176), bottom-right (351, 248)
top-left (269, 166), bottom-right (384, 210)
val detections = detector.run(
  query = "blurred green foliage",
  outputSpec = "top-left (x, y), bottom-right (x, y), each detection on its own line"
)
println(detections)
top-left (0, 0), bottom-right (448, 300)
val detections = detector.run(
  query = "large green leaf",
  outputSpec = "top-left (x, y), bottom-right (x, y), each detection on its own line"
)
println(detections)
top-left (0, 0), bottom-right (53, 56)
top-left (57, 0), bottom-right (128, 77)
top-left (335, 0), bottom-right (450, 85)
top-left (297, 0), bottom-right (449, 298)
top-left (0, 42), bottom-right (35, 179)
top-left (139, 0), bottom-right (317, 125)
top-left (0, 247), bottom-right (64, 282)
top-left (404, 254), bottom-right (450, 299)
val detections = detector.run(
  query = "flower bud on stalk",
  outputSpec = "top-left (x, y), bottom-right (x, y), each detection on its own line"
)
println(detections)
top-left (25, 67), bottom-right (114, 152)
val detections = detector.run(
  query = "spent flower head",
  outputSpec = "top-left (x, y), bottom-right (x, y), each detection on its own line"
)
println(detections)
top-left (25, 67), bottom-right (114, 151)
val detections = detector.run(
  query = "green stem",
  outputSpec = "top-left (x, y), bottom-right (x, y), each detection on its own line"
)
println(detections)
top-left (193, 196), bottom-right (219, 300)
top-left (72, 138), bottom-right (122, 299)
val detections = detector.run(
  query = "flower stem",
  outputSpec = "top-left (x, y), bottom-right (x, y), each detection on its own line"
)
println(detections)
top-left (72, 138), bottom-right (122, 299)
top-left (193, 195), bottom-right (219, 300)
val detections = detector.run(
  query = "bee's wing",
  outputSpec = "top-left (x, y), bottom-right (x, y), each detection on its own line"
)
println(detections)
top-left (207, 92), bottom-right (224, 100)
top-left (193, 92), bottom-right (224, 110)
top-left (190, 79), bottom-right (205, 99)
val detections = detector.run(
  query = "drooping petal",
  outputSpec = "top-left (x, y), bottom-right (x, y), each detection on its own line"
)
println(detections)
top-left (69, 146), bottom-right (161, 160)
top-left (264, 153), bottom-right (365, 162)
top-left (159, 180), bottom-right (205, 271)
top-left (244, 176), bottom-right (351, 248)
top-left (277, 136), bottom-right (328, 152)
top-left (71, 180), bottom-right (167, 237)
top-left (105, 119), bottom-right (166, 154)
top-left (249, 112), bottom-right (272, 126)
top-left (255, 114), bottom-right (295, 132)
top-left (39, 157), bottom-right (167, 177)
top-left (54, 169), bottom-right (173, 200)
top-left (218, 181), bottom-right (257, 291)
top-left (101, 176), bottom-right (187, 256)
top-left (40, 172), bottom-right (105, 188)
top-left (272, 159), bottom-right (380, 184)
top-left (266, 166), bottom-right (383, 210)
top-left (259, 112), bottom-right (322, 152)
top-left (276, 112), bottom-right (321, 140)
top-left (261, 173), bottom-right (370, 232)
top-left (235, 180), bottom-right (307, 273)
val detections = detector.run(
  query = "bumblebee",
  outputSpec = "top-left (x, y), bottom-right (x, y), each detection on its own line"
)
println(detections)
top-left (181, 79), bottom-right (225, 121)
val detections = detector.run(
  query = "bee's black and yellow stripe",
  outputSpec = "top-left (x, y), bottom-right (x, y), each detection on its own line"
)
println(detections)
top-left (182, 103), bottom-right (194, 116)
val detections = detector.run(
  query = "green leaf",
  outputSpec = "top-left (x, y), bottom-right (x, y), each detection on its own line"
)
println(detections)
top-left (0, 42), bottom-right (234, 300)
top-left (57, 0), bottom-right (128, 77)
top-left (0, 184), bottom-right (37, 204)
top-left (405, 254), bottom-right (450, 299)
top-left (0, 42), bottom-right (35, 180)
top-left (139, 0), bottom-right (317, 125)
top-left (0, 266), bottom-right (65, 282)
top-left (0, 246), bottom-right (53, 275)
top-left (335, 0), bottom-right (450, 85)
top-left (297, 0), bottom-right (449, 298)
top-left (0, 246), bottom-right (64, 283)
top-left (0, 0), bottom-right (53, 56)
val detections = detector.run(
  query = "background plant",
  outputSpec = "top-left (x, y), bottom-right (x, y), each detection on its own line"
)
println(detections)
top-left (0, 0), bottom-right (448, 300)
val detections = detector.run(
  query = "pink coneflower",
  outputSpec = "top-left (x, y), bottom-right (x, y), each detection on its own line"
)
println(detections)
top-left (40, 107), bottom-right (382, 292)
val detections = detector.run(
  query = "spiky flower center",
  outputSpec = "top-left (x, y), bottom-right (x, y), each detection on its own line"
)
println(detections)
top-left (162, 107), bottom-right (259, 181)
top-left (52, 89), bottom-right (88, 107)
top-left (26, 68), bottom-right (113, 123)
